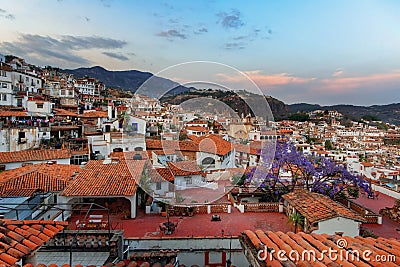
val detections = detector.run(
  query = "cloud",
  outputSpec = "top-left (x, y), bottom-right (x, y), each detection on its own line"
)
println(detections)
top-left (100, 0), bottom-right (112, 8)
top-left (332, 68), bottom-right (344, 77)
top-left (0, 8), bottom-right (15, 20)
top-left (217, 9), bottom-right (244, 29)
top-left (223, 27), bottom-right (273, 50)
top-left (320, 70), bottom-right (400, 91)
top-left (156, 29), bottom-right (187, 40)
top-left (224, 42), bottom-right (246, 50)
top-left (217, 70), bottom-right (316, 87)
top-left (102, 51), bottom-right (129, 61)
top-left (0, 33), bottom-right (128, 67)
top-left (194, 27), bottom-right (208, 34)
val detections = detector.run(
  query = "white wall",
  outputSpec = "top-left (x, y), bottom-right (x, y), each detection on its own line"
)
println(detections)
top-left (26, 100), bottom-right (52, 114)
top-left (175, 174), bottom-right (203, 189)
top-left (0, 127), bottom-right (50, 152)
top-left (314, 217), bottom-right (360, 237)
top-left (372, 184), bottom-right (400, 199)
top-left (151, 181), bottom-right (170, 197)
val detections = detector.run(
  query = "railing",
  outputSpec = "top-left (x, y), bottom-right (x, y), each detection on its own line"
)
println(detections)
top-left (243, 202), bottom-right (280, 213)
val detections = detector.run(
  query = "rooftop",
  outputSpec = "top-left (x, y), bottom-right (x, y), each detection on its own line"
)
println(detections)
top-left (61, 159), bottom-right (148, 197)
top-left (0, 163), bottom-right (80, 196)
top-left (0, 149), bottom-right (71, 164)
top-left (0, 219), bottom-right (67, 266)
top-left (241, 230), bottom-right (400, 266)
top-left (283, 189), bottom-right (365, 223)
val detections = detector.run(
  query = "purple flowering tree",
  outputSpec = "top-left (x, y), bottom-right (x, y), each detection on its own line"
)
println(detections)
top-left (246, 138), bottom-right (371, 201)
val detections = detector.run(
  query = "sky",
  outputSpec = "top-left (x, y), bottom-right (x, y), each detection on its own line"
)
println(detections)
top-left (0, 0), bottom-right (400, 105)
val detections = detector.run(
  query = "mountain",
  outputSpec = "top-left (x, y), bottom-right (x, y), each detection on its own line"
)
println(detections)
top-left (63, 66), bottom-right (400, 125)
top-left (160, 89), bottom-right (289, 121)
top-left (289, 103), bottom-right (400, 125)
top-left (62, 66), bottom-right (192, 98)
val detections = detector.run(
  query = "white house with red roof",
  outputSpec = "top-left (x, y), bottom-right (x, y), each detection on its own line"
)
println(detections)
top-left (60, 157), bottom-right (149, 219)
top-left (196, 134), bottom-right (236, 170)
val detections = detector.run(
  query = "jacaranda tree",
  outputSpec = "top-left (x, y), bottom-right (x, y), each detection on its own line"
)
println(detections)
top-left (246, 138), bottom-right (371, 202)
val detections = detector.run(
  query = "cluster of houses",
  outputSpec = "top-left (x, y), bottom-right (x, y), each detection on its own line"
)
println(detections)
top-left (1, 54), bottom-right (400, 266)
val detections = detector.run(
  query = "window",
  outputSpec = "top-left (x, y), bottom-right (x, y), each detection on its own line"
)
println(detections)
top-left (156, 182), bottom-right (162, 190)
top-left (1, 83), bottom-right (7, 88)
top-left (37, 104), bottom-right (43, 109)
top-left (1, 94), bottom-right (6, 101)
top-left (168, 182), bottom-right (175, 191)
top-left (184, 176), bottom-right (192, 185)
top-left (131, 122), bottom-right (138, 132)
top-left (18, 132), bottom-right (26, 144)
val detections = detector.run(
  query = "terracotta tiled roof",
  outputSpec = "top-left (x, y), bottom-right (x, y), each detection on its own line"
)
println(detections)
top-left (145, 140), bottom-right (199, 152)
top-left (61, 159), bottom-right (147, 197)
top-left (241, 230), bottom-right (400, 266)
top-left (0, 149), bottom-right (71, 164)
top-left (53, 108), bottom-right (78, 117)
top-left (155, 168), bottom-right (174, 182)
top-left (167, 161), bottom-right (201, 176)
top-left (361, 162), bottom-right (374, 167)
top-left (197, 134), bottom-right (233, 156)
top-left (78, 111), bottom-right (108, 118)
top-left (0, 111), bottom-right (29, 117)
top-left (0, 163), bottom-right (80, 196)
top-left (234, 143), bottom-right (259, 155)
top-left (0, 219), bottom-right (67, 266)
top-left (282, 189), bottom-right (365, 223)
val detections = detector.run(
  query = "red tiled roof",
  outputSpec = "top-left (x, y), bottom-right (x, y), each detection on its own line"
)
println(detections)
top-left (53, 108), bottom-right (78, 117)
top-left (167, 161), bottom-right (201, 176)
top-left (241, 230), bottom-right (400, 266)
top-left (0, 219), bottom-right (67, 266)
top-left (61, 159), bottom-right (148, 197)
top-left (0, 163), bottom-right (80, 196)
top-left (78, 111), bottom-right (108, 118)
top-left (197, 134), bottom-right (233, 156)
top-left (283, 189), bottom-right (365, 223)
top-left (155, 168), bottom-right (174, 182)
top-left (0, 149), bottom-right (71, 164)
top-left (145, 140), bottom-right (199, 152)
top-left (361, 162), bottom-right (374, 167)
top-left (0, 111), bottom-right (29, 117)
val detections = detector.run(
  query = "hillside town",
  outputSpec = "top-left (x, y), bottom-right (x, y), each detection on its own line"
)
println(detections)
top-left (1, 54), bottom-right (400, 267)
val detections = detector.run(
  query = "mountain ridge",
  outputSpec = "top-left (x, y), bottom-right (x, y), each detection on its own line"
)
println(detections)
top-left (63, 66), bottom-right (400, 125)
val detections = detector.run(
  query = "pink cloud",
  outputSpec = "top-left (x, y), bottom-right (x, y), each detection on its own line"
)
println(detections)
top-left (320, 70), bottom-right (400, 91)
top-left (216, 70), bottom-right (316, 87)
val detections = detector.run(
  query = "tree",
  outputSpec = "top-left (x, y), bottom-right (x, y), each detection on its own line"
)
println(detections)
top-left (288, 113), bottom-right (310, 122)
top-left (288, 213), bottom-right (304, 233)
top-left (324, 140), bottom-right (334, 150)
top-left (246, 138), bottom-right (371, 201)
top-left (231, 174), bottom-right (246, 186)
